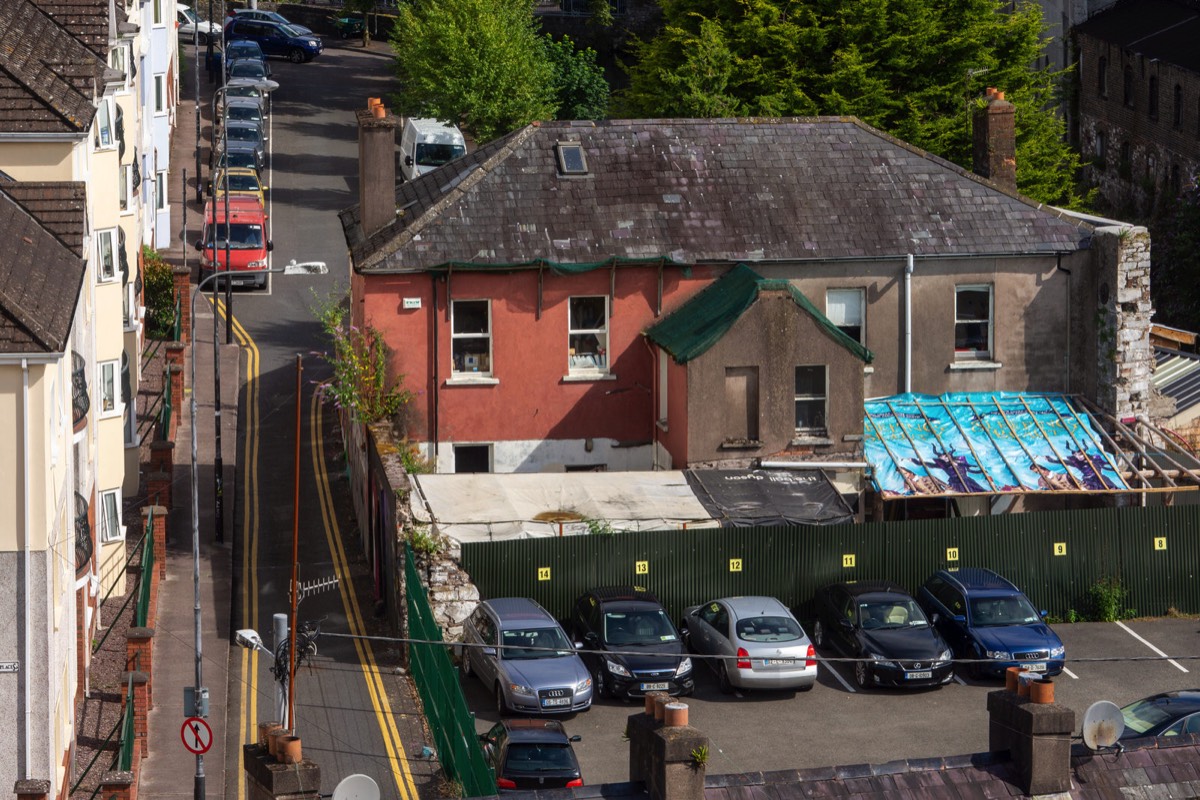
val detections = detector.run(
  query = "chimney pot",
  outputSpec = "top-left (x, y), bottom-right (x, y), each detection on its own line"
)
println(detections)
top-left (973, 88), bottom-right (1017, 193)
top-left (372, 104), bottom-right (387, 119)
top-left (356, 108), bottom-right (402, 238)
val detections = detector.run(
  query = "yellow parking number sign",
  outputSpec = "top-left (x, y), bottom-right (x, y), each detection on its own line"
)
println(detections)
top-left (729, 558), bottom-right (743, 573)
top-left (1053, 542), bottom-right (1067, 557)
top-left (842, 554), bottom-right (856, 568)
top-left (537, 567), bottom-right (551, 581)
top-left (635, 560), bottom-right (649, 575)
top-left (946, 547), bottom-right (959, 562)
top-left (1154, 537), bottom-right (1168, 551)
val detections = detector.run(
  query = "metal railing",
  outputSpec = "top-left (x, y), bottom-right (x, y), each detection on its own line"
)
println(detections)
top-left (117, 671), bottom-right (136, 771)
top-left (158, 365), bottom-right (172, 442)
top-left (75, 491), bottom-right (93, 577)
top-left (405, 543), bottom-right (495, 797)
top-left (133, 516), bottom-right (155, 629)
top-left (73, 351), bottom-right (90, 430)
top-left (171, 289), bottom-right (182, 343)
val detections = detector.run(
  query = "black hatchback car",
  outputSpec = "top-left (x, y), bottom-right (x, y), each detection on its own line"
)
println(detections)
top-left (570, 587), bottom-right (694, 699)
top-left (479, 719), bottom-right (583, 791)
top-left (812, 580), bottom-right (954, 689)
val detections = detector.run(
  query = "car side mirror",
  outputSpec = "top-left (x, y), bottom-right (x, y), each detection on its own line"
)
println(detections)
top-left (404, 155), bottom-right (414, 167)
top-left (952, 614), bottom-right (966, 624)
top-left (482, 646), bottom-right (496, 657)
top-left (1040, 610), bottom-right (1049, 619)
top-left (574, 641), bottom-right (583, 650)
top-left (838, 618), bottom-right (854, 631)
top-left (584, 632), bottom-right (598, 645)
top-left (569, 735), bottom-right (582, 743)
top-left (266, 241), bottom-right (274, 252)
top-left (194, 240), bottom-right (203, 251)
top-left (931, 613), bottom-right (940, 624)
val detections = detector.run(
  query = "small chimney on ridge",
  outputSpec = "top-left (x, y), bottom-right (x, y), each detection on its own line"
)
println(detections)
top-left (973, 87), bottom-right (1017, 193)
top-left (356, 98), bottom-right (401, 238)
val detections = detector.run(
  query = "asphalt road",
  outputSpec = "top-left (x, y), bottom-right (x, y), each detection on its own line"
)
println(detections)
top-left (183, 39), bottom-right (435, 800)
top-left (463, 616), bottom-right (1200, 785)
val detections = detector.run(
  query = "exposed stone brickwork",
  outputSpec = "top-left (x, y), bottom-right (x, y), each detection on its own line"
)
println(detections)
top-left (410, 538), bottom-right (480, 644)
top-left (1076, 27), bottom-right (1200, 216)
top-left (1093, 226), bottom-right (1153, 419)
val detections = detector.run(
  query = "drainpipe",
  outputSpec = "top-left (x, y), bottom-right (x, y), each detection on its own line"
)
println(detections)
top-left (21, 358), bottom-right (32, 779)
top-left (904, 254), bottom-right (914, 394)
top-left (430, 274), bottom-right (440, 463)
top-left (1056, 255), bottom-right (1071, 393)
top-left (759, 461), bottom-right (870, 470)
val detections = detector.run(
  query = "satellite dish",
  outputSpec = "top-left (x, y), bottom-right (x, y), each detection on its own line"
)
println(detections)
top-left (332, 774), bottom-right (381, 800)
top-left (1082, 700), bottom-right (1125, 750)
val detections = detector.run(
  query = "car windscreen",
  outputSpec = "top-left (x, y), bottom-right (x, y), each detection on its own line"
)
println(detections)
top-left (279, 23), bottom-right (305, 37)
top-left (499, 627), bottom-right (573, 660)
top-left (203, 222), bottom-right (263, 249)
top-left (219, 152), bottom-right (258, 170)
top-left (604, 610), bottom-right (678, 645)
top-left (415, 142), bottom-right (466, 167)
top-left (230, 62), bottom-right (267, 79)
top-left (503, 743), bottom-right (576, 775)
top-left (226, 86), bottom-right (263, 99)
top-left (858, 599), bottom-right (930, 630)
top-left (181, 8), bottom-right (198, 22)
top-left (228, 43), bottom-right (262, 58)
top-left (224, 126), bottom-right (261, 143)
top-left (734, 615), bottom-right (804, 643)
top-left (217, 174), bottom-right (261, 192)
top-left (968, 594), bottom-right (1041, 627)
top-left (1122, 697), bottom-right (1181, 735)
top-left (228, 106), bottom-right (262, 123)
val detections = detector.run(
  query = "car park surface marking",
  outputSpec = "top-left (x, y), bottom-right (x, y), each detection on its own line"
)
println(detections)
top-left (1062, 666), bottom-right (1079, 679)
top-left (953, 674), bottom-right (967, 685)
top-left (822, 662), bottom-right (857, 693)
top-left (1115, 621), bottom-right (1188, 672)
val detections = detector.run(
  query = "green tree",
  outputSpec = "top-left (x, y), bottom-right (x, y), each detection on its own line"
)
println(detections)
top-left (621, 0), bottom-right (1089, 208)
top-left (543, 35), bottom-right (610, 120)
top-left (1150, 185), bottom-right (1200, 329)
top-left (390, 0), bottom-right (557, 142)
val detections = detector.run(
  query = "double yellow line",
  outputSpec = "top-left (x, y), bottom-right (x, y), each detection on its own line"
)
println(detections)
top-left (215, 298), bottom-right (416, 800)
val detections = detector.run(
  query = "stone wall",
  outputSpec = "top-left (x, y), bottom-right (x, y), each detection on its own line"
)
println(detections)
top-left (1092, 225), bottom-right (1153, 420)
top-left (407, 536), bottom-right (479, 644)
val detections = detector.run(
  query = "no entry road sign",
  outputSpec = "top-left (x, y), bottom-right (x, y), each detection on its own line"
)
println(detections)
top-left (181, 716), bottom-right (213, 755)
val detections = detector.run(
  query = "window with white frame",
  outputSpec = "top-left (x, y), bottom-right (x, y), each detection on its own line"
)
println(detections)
top-left (95, 98), bottom-right (114, 149)
top-left (451, 300), bottom-right (492, 375)
top-left (826, 288), bottom-right (865, 344)
top-left (98, 359), bottom-right (121, 416)
top-left (568, 296), bottom-right (609, 373)
top-left (794, 366), bottom-right (827, 433)
top-left (154, 74), bottom-right (165, 114)
top-left (96, 229), bottom-right (117, 282)
top-left (109, 45), bottom-right (128, 89)
top-left (153, 0), bottom-right (162, 25)
top-left (99, 489), bottom-right (123, 542)
top-left (155, 171), bottom-right (166, 210)
top-left (954, 285), bottom-right (993, 359)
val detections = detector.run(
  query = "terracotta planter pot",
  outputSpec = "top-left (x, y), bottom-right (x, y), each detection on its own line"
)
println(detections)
top-left (1031, 678), bottom-right (1055, 704)
top-left (663, 702), bottom-right (689, 728)
top-left (267, 728), bottom-right (292, 759)
top-left (1005, 667), bottom-right (1023, 693)
top-left (644, 691), bottom-right (667, 715)
top-left (653, 694), bottom-right (671, 721)
top-left (1017, 673), bottom-right (1033, 698)
top-left (278, 736), bottom-right (303, 765)
top-left (258, 721), bottom-right (283, 747)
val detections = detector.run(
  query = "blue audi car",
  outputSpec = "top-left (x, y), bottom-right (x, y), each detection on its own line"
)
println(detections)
top-left (915, 568), bottom-right (1065, 679)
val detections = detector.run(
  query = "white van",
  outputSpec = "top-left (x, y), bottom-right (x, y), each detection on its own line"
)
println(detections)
top-left (177, 5), bottom-right (221, 44)
top-left (398, 118), bottom-right (467, 182)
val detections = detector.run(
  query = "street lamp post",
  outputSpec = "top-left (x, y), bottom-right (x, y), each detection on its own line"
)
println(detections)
top-left (188, 262), bottom-right (326, 800)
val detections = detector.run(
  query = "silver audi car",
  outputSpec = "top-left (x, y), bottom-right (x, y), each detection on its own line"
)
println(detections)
top-left (460, 598), bottom-right (593, 715)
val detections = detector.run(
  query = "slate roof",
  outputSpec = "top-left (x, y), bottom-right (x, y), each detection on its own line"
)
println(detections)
top-left (644, 263), bottom-right (874, 364)
top-left (28, 0), bottom-right (111, 58)
top-left (0, 180), bottom-right (87, 257)
top-left (0, 185), bottom-right (85, 352)
top-left (340, 118), bottom-right (1093, 274)
top-left (504, 738), bottom-right (1200, 800)
top-left (1154, 346), bottom-right (1200, 416)
top-left (1074, 0), bottom-right (1200, 72)
top-left (0, 0), bottom-right (107, 134)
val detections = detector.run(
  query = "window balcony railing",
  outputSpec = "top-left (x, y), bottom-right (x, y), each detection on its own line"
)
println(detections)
top-left (72, 351), bottom-right (90, 431)
top-left (75, 491), bottom-right (93, 576)
top-left (116, 105), bottom-right (126, 161)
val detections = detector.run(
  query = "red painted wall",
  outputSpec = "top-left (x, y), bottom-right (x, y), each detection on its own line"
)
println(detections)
top-left (356, 264), bottom-right (723, 446)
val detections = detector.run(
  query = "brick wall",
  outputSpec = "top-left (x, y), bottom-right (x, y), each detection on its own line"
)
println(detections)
top-left (1076, 33), bottom-right (1200, 216)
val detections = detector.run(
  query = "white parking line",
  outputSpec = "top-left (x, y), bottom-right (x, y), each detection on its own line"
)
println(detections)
top-left (1062, 667), bottom-right (1079, 680)
top-left (822, 662), bottom-right (857, 693)
top-left (1115, 621), bottom-right (1189, 673)
top-left (953, 674), bottom-right (967, 685)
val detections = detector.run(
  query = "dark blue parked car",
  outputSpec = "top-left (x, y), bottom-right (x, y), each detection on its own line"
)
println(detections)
top-left (224, 18), bottom-right (322, 63)
top-left (915, 568), bottom-right (1065, 679)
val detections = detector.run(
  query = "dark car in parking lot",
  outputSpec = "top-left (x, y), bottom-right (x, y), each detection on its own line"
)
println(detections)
top-left (812, 580), bottom-right (954, 689)
top-left (916, 568), bottom-right (1065, 679)
top-left (571, 587), bottom-right (693, 699)
top-left (232, 7), bottom-right (314, 36)
top-left (224, 18), bottom-right (322, 63)
top-left (479, 719), bottom-right (583, 791)
top-left (1120, 690), bottom-right (1200, 739)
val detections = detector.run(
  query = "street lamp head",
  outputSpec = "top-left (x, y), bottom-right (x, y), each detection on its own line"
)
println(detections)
top-left (235, 629), bottom-right (266, 651)
top-left (283, 259), bottom-right (329, 275)
top-left (226, 77), bottom-right (279, 94)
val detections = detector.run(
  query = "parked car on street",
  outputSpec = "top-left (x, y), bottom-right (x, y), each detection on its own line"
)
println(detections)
top-left (812, 581), bottom-right (954, 689)
top-left (227, 57), bottom-right (272, 83)
top-left (570, 587), bottom-right (693, 699)
top-left (916, 568), bottom-right (1065, 679)
top-left (224, 18), bottom-right (323, 63)
top-left (221, 119), bottom-right (267, 165)
top-left (222, 97), bottom-right (267, 130)
top-left (218, 139), bottom-right (264, 175)
top-left (178, 5), bottom-right (220, 44)
top-left (195, 196), bottom-right (272, 288)
top-left (210, 167), bottom-right (267, 207)
top-left (1120, 689), bottom-right (1200, 739)
top-left (479, 719), bottom-right (583, 791)
top-left (232, 8), bottom-right (314, 36)
top-left (460, 598), bottom-right (592, 715)
top-left (679, 596), bottom-right (816, 693)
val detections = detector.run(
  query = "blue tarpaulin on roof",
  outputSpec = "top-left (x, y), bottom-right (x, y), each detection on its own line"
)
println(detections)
top-left (864, 393), bottom-right (1128, 498)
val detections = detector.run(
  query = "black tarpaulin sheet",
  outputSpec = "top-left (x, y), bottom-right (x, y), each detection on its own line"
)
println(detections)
top-left (684, 469), bottom-right (855, 527)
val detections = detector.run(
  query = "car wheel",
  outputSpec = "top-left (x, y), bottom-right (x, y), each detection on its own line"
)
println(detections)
top-left (854, 660), bottom-right (869, 689)
top-left (798, 682), bottom-right (814, 693)
top-left (593, 666), bottom-right (609, 700)
top-left (197, 33), bottom-right (208, 46)
top-left (255, 273), bottom-right (267, 290)
top-left (812, 620), bottom-right (825, 650)
top-left (495, 684), bottom-right (509, 716)
top-left (717, 661), bottom-right (734, 695)
top-left (460, 649), bottom-right (472, 680)
top-left (289, 48), bottom-right (305, 64)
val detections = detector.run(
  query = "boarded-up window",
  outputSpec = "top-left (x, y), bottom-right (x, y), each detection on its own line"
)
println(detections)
top-left (826, 288), bottom-right (865, 343)
top-left (725, 367), bottom-right (759, 441)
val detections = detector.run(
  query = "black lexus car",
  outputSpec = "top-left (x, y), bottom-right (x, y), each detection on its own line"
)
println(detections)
top-left (570, 587), bottom-right (694, 699)
top-left (479, 719), bottom-right (583, 791)
top-left (811, 580), bottom-right (954, 689)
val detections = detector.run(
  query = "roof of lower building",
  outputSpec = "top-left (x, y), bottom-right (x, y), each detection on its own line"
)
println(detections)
top-left (0, 180), bottom-right (87, 257)
top-left (1074, 0), bottom-right (1200, 72)
top-left (28, 0), bottom-right (111, 58)
top-left (1154, 346), bottom-right (1200, 417)
top-left (341, 118), bottom-right (1093, 274)
top-left (0, 0), bottom-right (107, 134)
top-left (0, 186), bottom-right (85, 352)
top-left (644, 263), bottom-right (873, 365)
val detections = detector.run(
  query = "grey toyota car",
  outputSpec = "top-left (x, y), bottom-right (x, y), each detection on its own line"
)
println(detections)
top-left (460, 598), bottom-right (593, 715)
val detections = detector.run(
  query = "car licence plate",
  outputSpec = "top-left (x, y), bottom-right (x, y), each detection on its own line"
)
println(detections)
top-left (906, 671), bottom-right (933, 680)
top-left (1025, 662), bottom-right (1047, 672)
top-left (764, 659), bottom-right (794, 666)
top-left (541, 697), bottom-right (571, 707)
top-left (640, 682), bottom-right (669, 691)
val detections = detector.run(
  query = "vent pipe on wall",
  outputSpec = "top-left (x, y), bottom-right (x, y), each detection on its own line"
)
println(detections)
top-left (904, 254), bottom-right (914, 394)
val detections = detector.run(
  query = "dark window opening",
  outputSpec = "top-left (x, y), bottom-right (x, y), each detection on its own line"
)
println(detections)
top-left (1149, 76), bottom-right (1159, 120)
top-left (724, 367), bottom-right (759, 442)
top-left (794, 365), bottom-right (827, 433)
top-left (1174, 85), bottom-right (1183, 127)
top-left (1098, 56), bottom-right (1108, 97)
top-left (1123, 66), bottom-right (1134, 107)
top-left (454, 445), bottom-right (490, 473)
top-left (556, 143), bottom-right (588, 175)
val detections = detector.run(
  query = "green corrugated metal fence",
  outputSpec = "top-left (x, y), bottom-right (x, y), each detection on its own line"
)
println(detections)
top-left (460, 505), bottom-right (1200, 623)
top-left (405, 544), bottom-right (495, 798)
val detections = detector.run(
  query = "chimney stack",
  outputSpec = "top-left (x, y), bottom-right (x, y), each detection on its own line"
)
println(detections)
top-left (356, 99), bottom-right (401, 238)
top-left (973, 87), bottom-right (1017, 193)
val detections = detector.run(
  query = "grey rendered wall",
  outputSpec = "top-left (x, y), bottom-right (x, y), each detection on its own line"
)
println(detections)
top-left (0, 548), bottom-right (53, 793)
